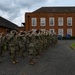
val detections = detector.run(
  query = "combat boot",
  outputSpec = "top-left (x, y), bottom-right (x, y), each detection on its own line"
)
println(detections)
top-left (29, 59), bottom-right (36, 65)
top-left (12, 60), bottom-right (16, 64)
top-left (12, 58), bottom-right (17, 64)
top-left (15, 60), bottom-right (19, 63)
top-left (33, 59), bottom-right (36, 63)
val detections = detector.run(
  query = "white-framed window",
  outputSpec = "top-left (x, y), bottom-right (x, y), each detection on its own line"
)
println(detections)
top-left (67, 17), bottom-right (72, 26)
top-left (67, 29), bottom-right (72, 36)
top-left (32, 18), bottom-right (37, 26)
top-left (40, 18), bottom-right (46, 26)
top-left (49, 17), bottom-right (54, 26)
top-left (40, 29), bottom-right (46, 31)
top-left (58, 17), bottom-right (63, 26)
top-left (49, 29), bottom-right (55, 33)
top-left (58, 29), bottom-right (63, 37)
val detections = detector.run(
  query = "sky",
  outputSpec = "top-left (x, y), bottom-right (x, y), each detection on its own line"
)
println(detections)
top-left (0, 0), bottom-right (75, 26)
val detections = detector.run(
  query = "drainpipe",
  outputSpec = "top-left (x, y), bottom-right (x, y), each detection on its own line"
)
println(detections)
top-left (27, 16), bottom-right (30, 31)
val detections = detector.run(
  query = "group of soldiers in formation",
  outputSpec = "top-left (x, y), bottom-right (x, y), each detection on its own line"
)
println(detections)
top-left (0, 30), bottom-right (58, 65)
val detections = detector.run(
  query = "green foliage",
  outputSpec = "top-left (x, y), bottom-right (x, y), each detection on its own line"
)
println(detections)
top-left (70, 43), bottom-right (75, 49)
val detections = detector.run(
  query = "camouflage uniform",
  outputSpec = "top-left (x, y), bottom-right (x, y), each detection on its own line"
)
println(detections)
top-left (53, 33), bottom-right (58, 44)
top-left (9, 33), bottom-right (18, 64)
top-left (42, 32), bottom-right (47, 52)
top-left (0, 34), bottom-right (2, 63)
top-left (39, 32), bottom-right (42, 52)
top-left (26, 33), bottom-right (30, 53)
top-left (0, 34), bottom-right (2, 55)
top-left (6, 34), bottom-right (10, 51)
top-left (35, 33), bottom-right (41, 58)
top-left (18, 34), bottom-right (25, 58)
top-left (28, 32), bottom-right (36, 65)
top-left (23, 31), bottom-right (27, 52)
top-left (0, 33), bottom-right (5, 57)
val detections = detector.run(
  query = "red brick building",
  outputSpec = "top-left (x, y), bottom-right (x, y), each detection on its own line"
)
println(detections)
top-left (18, 23), bottom-right (25, 32)
top-left (18, 26), bottom-right (25, 32)
top-left (25, 7), bottom-right (75, 37)
top-left (0, 16), bottom-right (18, 35)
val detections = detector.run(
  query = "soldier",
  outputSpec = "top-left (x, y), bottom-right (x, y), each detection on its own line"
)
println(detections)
top-left (0, 32), bottom-right (5, 57)
top-left (15, 32), bottom-right (20, 55)
top-left (53, 33), bottom-right (58, 44)
top-left (40, 31), bottom-right (46, 54)
top-left (18, 32), bottom-right (25, 58)
top-left (6, 31), bottom-right (11, 51)
top-left (41, 31), bottom-right (47, 53)
top-left (35, 30), bottom-right (42, 58)
top-left (23, 31), bottom-right (27, 53)
top-left (26, 32), bottom-right (30, 53)
top-left (0, 33), bottom-right (2, 63)
top-left (9, 32), bottom-right (18, 64)
top-left (28, 31), bottom-right (36, 65)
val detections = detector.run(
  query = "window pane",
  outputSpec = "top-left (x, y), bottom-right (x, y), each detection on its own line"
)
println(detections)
top-left (40, 18), bottom-right (46, 26)
top-left (49, 17), bottom-right (54, 26)
top-left (32, 18), bottom-right (37, 26)
top-left (67, 17), bottom-right (72, 26)
top-left (58, 17), bottom-right (63, 26)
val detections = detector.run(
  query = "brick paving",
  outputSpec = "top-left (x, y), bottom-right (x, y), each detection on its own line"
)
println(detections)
top-left (0, 40), bottom-right (75, 75)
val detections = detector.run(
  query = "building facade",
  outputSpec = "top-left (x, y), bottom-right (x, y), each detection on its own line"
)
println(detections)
top-left (25, 7), bottom-right (75, 37)
top-left (18, 26), bottom-right (25, 32)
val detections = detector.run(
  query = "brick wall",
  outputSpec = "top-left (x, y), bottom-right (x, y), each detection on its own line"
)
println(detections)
top-left (25, 13), bottom-right (75, 36)
top-left (18, 27), bottom-right (25, 32)
top-left (0, 27), bottom-right (7, 35)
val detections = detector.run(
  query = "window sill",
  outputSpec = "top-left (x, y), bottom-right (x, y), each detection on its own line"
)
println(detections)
top-left (32, 26), bottom-right (36, 27)
top-left (49, 25), bottom-right (54, 26)
top-left (68, 26), bottom-right (72, 27)
top-left (59, 26), bottom-right (62, 27)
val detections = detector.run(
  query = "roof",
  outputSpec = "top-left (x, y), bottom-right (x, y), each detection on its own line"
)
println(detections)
top-left (33, 7), bottom-right (75, 13)
top-left (0, 16), bottom-right (18, 30)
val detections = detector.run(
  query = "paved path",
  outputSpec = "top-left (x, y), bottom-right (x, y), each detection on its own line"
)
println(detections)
top-left (0, 40), bottom-right (75, 75)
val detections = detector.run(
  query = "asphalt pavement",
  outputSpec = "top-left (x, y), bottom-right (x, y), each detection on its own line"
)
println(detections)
top-left (0, 40), bottom-right (75, 75)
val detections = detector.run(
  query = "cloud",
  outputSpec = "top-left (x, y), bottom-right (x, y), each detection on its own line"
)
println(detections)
top-left (0, 0), bottom-right (48, 26)
top-left (0, 0), bottom-right (75, 26)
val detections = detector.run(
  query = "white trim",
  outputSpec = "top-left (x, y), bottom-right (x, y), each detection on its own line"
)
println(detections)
top-left (49, 17), bottom-right (54, 26)
top-left (67, 28), bottom-right (72, 36)
top-left (40, 18), bottom-right (46, 26)
top-left (58, 29), bottom-right (63, 37)
top-left (58, 17), bottom-right (63, 26)
top-left (32, 18), bottom-right (37, 26)
top-left (67, 17), bottom-right (72, 26)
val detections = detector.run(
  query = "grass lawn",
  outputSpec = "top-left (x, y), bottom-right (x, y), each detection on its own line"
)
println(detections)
top-left (70, 43), bottom-right (75, 49)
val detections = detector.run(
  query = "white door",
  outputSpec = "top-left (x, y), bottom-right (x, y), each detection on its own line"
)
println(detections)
top-left (67, 29), bottom-right (72, 36)
top-left (49, 29), bottom-right (55, 33)
top-left (58, 29), bottom-right (63, 37)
